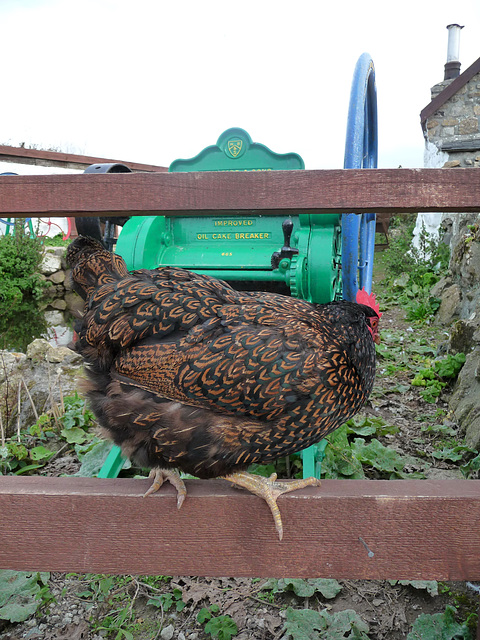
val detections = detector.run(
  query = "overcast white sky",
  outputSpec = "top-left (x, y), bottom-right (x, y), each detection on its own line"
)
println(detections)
top-left (1, 0), bottom-right (480, 173)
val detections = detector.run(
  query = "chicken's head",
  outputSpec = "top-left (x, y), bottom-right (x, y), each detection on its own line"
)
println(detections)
top-left (356, 288), bottom-right (382, 344)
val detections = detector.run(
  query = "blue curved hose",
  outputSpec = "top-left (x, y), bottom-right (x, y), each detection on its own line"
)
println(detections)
top-left (342, 53), bottom-right (378, 300)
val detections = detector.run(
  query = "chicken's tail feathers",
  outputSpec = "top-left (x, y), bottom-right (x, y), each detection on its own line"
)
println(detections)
top-left (67, 235), bottom-right (129, 300)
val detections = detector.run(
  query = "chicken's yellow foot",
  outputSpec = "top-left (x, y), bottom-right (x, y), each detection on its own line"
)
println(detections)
top-left (223, 471), bottom-right (321, 541)
top-left (143, 468), bottom-right (187, 509)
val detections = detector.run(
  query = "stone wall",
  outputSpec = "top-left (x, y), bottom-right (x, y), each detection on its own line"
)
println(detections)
top-left (425, 71), bottom-right (480, 168)
top-left (40, 246), bottom-right (83, 346)
top-left (432, 218), bottom-right (480, 448)
top-left (421, 67), bottom-right (480, 449)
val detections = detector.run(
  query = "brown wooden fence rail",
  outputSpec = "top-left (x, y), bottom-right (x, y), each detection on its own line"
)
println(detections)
top-left (1, 477), bottom-right (480, 580)
top-left (0, 167), bottom-right (480, 217)
top-left (1, 167), bottom-right (480, 634)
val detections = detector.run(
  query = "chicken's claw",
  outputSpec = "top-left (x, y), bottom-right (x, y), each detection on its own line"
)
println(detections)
top-left (143, 468), bottom-right (187, 509)
top-left (223, 471), bottom-right (321, 541)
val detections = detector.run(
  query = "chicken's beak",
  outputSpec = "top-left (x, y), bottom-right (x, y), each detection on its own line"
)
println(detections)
top-left (374, 334), bottom-right (381, 345)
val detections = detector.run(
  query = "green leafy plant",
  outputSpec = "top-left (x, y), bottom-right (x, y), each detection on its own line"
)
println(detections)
top-left (320, 417), bottom-right (424, 480)
top-left (197, 605), bottom-right (238, 640)
top-left (380, 218), bottom-right (450, 324)
top-left (0, 571), bottom-right (51, 622)
top-left (148, 587), bottom-right (185, 613)
top-left (282, 607), bottom-right (370, 640)
top-left (0, 225), bottom-right (50, 351)
top-left (412, 354), bottom-right (466, 403)
top-left (0, 393), bottom-right (97, 476)
top-left (389, 580), bottom-right (438, 596)
top-left (407, 605), bottom-right (473, 640)
top-left (262, 578), bottom-right (342, 600)
top-left (59, 393), bottom-right (96, 444)
top-left (0, 432), bottom-right (55, 475)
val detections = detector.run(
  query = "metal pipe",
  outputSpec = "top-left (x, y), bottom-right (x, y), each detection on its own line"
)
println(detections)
top-left (446, 23), bottom-right (463, 62)
top-left (444, 24), bottom-right (464, 80)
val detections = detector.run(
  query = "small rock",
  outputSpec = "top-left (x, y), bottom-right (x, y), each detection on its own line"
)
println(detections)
top-left (64, 291), bottom-right (84, 315)
top-left (45, 310), bottom-right (65, 326)
top-left (160, 624), bottom-right (175, 640)
top-left (27, 338), bottom-right (54, 360)
top-left (50, 298), bottom-right (67, 310)
top-left (41, 251), bottom-right (63, 275)
top-left (48, 270), bottom-right (66, 284)
top-left (26, 337), bottom-right (82, 364)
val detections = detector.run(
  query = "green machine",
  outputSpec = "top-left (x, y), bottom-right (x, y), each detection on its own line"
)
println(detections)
top-left (99, 128), bottom-right (341, 480)
top-left (116, 128), bottom-right (342, 306)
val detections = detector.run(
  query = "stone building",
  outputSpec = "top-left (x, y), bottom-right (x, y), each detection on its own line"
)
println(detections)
top-left (420, 49), bottom-right (480, 169)
top-left (413, 25), bottom-right (480, 245)
top-left (417, 26), bottom-right (480, 450)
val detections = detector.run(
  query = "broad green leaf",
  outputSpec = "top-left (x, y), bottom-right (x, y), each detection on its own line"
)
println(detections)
top-left (283, 607), bottom-right (370, 640)
top-left (283, 608), bottom-right (327, 640)
top-left (322, 427), bottom-right (365, 479)
top-left (204, 615), bottom-right (238, 640)
top-left (462, 453), bottom-right (480, 477)
top-left (390, 580), bottom-right (438, 596)
top-left (29, 446), bottom-right (54, 461)
top-left (407, 605), bottom-right (472, 640)
top-left (74, 439), bottom-right (124, 477)
top-left (0, 570), bottom-right (49, 622)
top-left (273, 578), bottom-right (342, 599)
top-left (351, 438), bottom-right (407, 473)
top-left (61, 426), bottom-right (89, 444)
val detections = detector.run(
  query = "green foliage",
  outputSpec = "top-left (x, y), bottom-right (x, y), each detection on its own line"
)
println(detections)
top-left (59, 393), bottom-right (96, 445)
top-left (197, 605), bottom-right (237, 640)
top-left (0, 571), bottom-right (51, 622)
top-left (412, 354), bottom-right (466, 403)
top-left (74, 437), bottom-right (131, 477)
top-left (0, 434), bottom-right (54, 475)
top-left (351, 438), bottom-right (415, 476)
top-left (0, 226), bottom-right (49, 351)
top-left (380, 219), bottom-right (450, 323)
top-left (321, 425), bottom-right (365, 479)
top-left (42, 234), bottom-right (69, 247)
top-left (148, 587), bottom-right (185, 612)
top-left (407, 605), bottom-right (472, 640)
top-left (0, 394), bottom-right (96, 475)
top-left (462, 452), bottom-right (480, 478)
top-left (197, 604), bottom-right (220, 623)
top-left (204, 615), bottom-right (238, 640)
top-left (283, 607), bottom-right (370, 640)
top-left (434, 352), bottom-right (466, 379)
top-left (321, 417), bottom-right (424, 480)
top-left (389, 580), bottom-right (438, 596)
top-left (262, 578), bottom-right (342, 599)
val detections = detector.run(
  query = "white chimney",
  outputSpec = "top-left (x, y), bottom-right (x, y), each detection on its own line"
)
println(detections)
top-left (444, 24), bottom-right (464, 80)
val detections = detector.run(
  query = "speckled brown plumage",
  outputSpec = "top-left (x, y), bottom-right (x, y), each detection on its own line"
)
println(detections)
top-left (67, 236), bottom-right (380, 482)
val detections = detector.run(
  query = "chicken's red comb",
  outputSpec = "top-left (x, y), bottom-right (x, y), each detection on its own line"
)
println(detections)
top-left (356, 288), bottom-right (382, 317)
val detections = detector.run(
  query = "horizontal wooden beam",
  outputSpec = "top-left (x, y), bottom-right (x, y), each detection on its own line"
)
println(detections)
top-left (1, 477), bottom-right (479, 579)
top-left (0, 145), bottom-right (168, 173)
top-left (0, 168), bottom-right (479, 218)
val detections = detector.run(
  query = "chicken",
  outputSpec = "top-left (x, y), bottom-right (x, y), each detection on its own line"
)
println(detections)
top-left (67, 235), bottom-right (381, 539)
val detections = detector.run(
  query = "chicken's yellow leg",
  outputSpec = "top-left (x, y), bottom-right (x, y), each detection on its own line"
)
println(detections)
top-left (144, 468), bottom-right (187, 509)
top-left (223, 471), bottom-right (321, 541)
